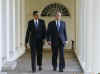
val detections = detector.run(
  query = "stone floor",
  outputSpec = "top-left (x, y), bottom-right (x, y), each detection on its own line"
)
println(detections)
top-left (2, 49), bottom-right (83, 74)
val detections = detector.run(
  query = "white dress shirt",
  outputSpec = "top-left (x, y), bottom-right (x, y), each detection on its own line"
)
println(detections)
top-left (34, 19), bottom-right (39, 28)
top-left (56, 20), bottom-right (60, 31)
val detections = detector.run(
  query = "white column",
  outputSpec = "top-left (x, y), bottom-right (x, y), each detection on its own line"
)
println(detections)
top-left (6, 0), bottom-right (10, 61)
top-left (6, 0), bottom-right (15, 61)
top-left (13, 0), bottom-right (16, 58)
top-left (2, 0), bottom-right (17, 70)
top-left (85, 0), bottom-right (94, 72)
top-left (15, 0), bottom-right (21, 51)
top-left (15, 0), bottom-right (19, 50)
top-left (17, 0), bottom-right (21, 49)
top-left (92, 0), bottom-right (100, 72)
top-left (13, 0), bottom-right (25, 61)
top-left (0, 0), bottom-right (10, 71)
top-left (76, 0), bottom-right (94, 72)
top-left (0, 0), bottom-right (2, 71)
top-left (20, 0), bottom-right (27, 48)
top-left (6, 0), bottom-right (19, 62)
top-left (0, 0), bottom-right (26, 71)
top-left (1, 0), bottom-right (7, 65)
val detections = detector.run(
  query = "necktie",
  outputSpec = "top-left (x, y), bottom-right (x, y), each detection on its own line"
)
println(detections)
top-left (57, 21), bottom-right (60, 31)
top-left (35, 21), bottom-right (38, 28)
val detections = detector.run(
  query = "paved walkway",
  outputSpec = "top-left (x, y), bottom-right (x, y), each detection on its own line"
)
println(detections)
top-left (2, 49), bottom-right (83, 74)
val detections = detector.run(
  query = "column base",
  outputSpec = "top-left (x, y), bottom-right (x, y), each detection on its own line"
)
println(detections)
top-left (1, 46), bottom-right (25, 72)
top-left (2, 61), bottom-right (17, 72)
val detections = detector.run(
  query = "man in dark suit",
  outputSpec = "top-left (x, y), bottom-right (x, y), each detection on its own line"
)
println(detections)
top-left (47, 11), bottom-right (68, 72)
top-left (25, 11), bottom-right (46, 72)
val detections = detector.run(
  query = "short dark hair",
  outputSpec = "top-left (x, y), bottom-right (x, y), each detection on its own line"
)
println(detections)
top-left (33, 11), bottom-right (39, 15)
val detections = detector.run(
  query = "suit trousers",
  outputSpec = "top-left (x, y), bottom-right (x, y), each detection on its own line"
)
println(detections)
top-left (51, 41), bottom-right (65, 70)
top-left (30, 40), bottom-right (43, 71)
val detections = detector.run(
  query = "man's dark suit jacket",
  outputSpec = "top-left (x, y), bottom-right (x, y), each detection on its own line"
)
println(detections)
top-left (47, 20), bottom-right (67, 45)
top-left (25, 19), bottom-right (46, 45)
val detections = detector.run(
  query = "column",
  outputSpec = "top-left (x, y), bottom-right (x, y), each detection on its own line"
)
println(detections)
top-left (92, 0), bottom-right (100, 72)
top-left (76, 0), bottom-right (94, 72)
top-left (20, 0), bottom-right (26, 50)
top-left (0, 0), bottom-right (9, 71)
top-left (0, 0), bottom-right (26, 71)
top-left (15, 0), bottom-right (20, 50)
top-left (1, 0), bottom-right (17, 70)
top-left (6, 0), bottom-right (15, 61)
top-left (1, 0), bottom-right (8, 66)
top-left (0, 0), bottom-right (2, 71)
top-left (13, 0), bottom-right (25, 61)
top-left (85, 0), bottom-right (94, 72)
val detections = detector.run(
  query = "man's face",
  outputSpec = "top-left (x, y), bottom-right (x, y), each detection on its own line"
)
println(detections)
top-left (55, 12), bottom-right (61, 20)
top-left (33, 14), bottom-right (39, 20)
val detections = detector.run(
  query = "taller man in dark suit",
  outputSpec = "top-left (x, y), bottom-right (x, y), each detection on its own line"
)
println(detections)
top-left (25, 11), bottom-right (46, 72)
top-left (47, 12), bottom-right (68, 72)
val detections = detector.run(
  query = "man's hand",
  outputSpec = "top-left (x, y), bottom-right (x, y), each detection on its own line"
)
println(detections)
top-left (25, 44), bottom-right (27, 49)
top-left (64, 41), bottom-right (68, 44)
top-left (47, 41), bottom-right (51, 45)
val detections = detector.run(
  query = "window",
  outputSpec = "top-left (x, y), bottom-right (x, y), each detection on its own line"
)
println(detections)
top-left (41, 3), bottom-right (70, 17)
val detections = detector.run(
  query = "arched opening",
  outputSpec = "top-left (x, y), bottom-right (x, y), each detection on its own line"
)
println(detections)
top-left (41, 3), bottom-right (70, 16)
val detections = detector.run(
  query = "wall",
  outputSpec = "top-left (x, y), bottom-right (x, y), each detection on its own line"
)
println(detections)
top-left (25, 0), bottom-right (76, 49)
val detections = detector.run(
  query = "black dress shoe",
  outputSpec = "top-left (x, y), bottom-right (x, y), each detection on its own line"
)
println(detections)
top-left (53, 68), bottom-right (56, 71)
top-left (39, 66), bottom-right (42, 71)
top-left (32, 69), bottom-right (36, 73)
top-left (59, 69), bottom-right (63, 72)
